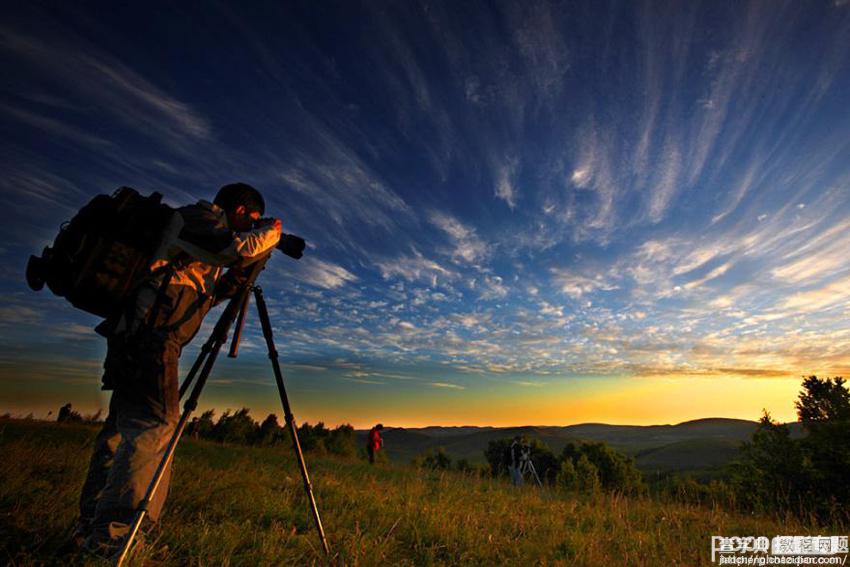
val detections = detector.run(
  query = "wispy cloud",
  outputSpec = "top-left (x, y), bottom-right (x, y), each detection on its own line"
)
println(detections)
top-left (0, 104), bottom-right (113, 148)
top-left (780, 274), bottom-right (850, 313)
top-left (494, 158), bottom-right (519, 209)
top-left (0, 169), bottom-right (88, 213)
top-left (429, 381), bottom-right (465, 390)
top-left (477, 275), bottom-right (509, 301)
top-left (711, 162), bottom-right (761, 224)
top-left (770, 218), bottom-right (850, 285)
top-left (1, 27), bottom-right (212, 150)
top-left (567, 121), bottom-right (619, 241)
top-left (374, 250), bottom-right (456, 286)
top-left (552, 269), bottom-right (619, 299)
top-left (508, 2), bottom-right (570, 100)
top-left (344, 376), bottom-right (385, 385)
top-left (428, 211), bottom-right (490, 265)
top-left (293, 258), bottom-right (358, 290)
top-left (682, 261), bottom-right (734, 290)
top-left (647, 141), bottom-right (683, 224)
top-left (513, 380), bottom-right (546, 387)
top-left (278, 133), bottom-right (414, 245)
top-left (0, 304), bottom-right (42, 326)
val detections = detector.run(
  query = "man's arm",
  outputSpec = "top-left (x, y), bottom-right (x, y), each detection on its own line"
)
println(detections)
top-left (218, 222), bottom-right (281, 263)
top-left (176, 204), bottom-right (281, 267)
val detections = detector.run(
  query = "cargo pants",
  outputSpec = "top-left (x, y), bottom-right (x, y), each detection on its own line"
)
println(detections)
top-left (79, 282), bottom-right (212, 549)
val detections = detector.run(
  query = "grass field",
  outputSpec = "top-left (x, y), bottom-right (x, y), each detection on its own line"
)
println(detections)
top-left (1, 419), bottom-right (844, 566)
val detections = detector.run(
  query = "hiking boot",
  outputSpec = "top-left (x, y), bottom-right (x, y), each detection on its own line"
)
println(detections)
top-left (82, 524), bottom-right (145, 561)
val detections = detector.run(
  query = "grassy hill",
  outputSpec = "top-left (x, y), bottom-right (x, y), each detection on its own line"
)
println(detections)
top-left (635, 438), bottom-right (744, 477)
top-left (1, 418), bottom-right (839, 566)
top-left (359, 418), bottom-right (802, 474)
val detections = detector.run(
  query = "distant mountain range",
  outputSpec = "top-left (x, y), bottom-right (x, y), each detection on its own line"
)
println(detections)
top-left (357, 418), bottom-right (805, 477)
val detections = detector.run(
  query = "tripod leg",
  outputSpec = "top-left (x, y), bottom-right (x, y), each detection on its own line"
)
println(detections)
top-left (178, 337), bottom-right (212, 400)
top-left (530, 462), bottom-right (543, 487)
top-left (227, 290), bottom-right (252, 358)
top-left (253, 286), bottom-right (331, 556)
top-left (116, 268), bottom-right (262, 566)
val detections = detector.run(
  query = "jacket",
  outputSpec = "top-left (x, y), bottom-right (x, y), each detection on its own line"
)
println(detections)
top-left (153, 200), bottom-right (280, 295)
top-left (369, 428), bottom-right (383, 451)
top-left (105, 200), bottom-right (280, 337)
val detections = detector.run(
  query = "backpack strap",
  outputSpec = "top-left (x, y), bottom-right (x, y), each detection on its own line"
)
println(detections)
top-left (141, 263), bottom-right (177, 334)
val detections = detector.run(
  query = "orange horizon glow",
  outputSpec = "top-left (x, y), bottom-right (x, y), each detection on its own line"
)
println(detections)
top-left (4, 374), bottom-right (806, 430)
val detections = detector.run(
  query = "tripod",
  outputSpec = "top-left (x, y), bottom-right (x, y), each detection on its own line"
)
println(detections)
top-left (116, 255), bottom-right (330, 565)
top-left (519, 452), bottom-right (543, 487)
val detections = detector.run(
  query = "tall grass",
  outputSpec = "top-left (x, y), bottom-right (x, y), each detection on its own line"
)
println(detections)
top-left (1, 419), bottom-right (844, 566)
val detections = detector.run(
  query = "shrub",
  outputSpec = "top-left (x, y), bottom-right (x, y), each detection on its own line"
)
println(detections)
top-left (560, 441), bottom-right (644, 494)
top-left (557, 458), bottom-right (577, 489)
top-left (575, 454), bottom-right (601, 492)
top-left (414, 448), bottom-right (453, 470)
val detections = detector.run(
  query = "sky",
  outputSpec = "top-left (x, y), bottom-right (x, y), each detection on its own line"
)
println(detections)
top-left (1, 1), bottom-right (849, 428)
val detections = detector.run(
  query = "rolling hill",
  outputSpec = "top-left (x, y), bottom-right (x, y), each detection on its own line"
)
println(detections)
top-left (357, 418), bottom-right (805, 475)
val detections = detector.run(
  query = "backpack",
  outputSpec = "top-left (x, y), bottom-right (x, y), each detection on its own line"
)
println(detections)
top-left (27, 187), bottom-right (177, 318)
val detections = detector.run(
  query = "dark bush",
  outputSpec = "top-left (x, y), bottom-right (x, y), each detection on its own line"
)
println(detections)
top-left (730, 376), bottom-right (849, 522)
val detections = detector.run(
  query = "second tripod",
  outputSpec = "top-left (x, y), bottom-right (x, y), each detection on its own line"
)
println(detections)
top-left (519, 452), bottom-right (543, 487)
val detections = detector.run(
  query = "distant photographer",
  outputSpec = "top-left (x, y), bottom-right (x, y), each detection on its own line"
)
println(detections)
top-left (509, 436), bottom-right (524, 486)
top-left (75, 183), bottom-right (281, 557)
top-left (367, 423), bottom-right (384, 464)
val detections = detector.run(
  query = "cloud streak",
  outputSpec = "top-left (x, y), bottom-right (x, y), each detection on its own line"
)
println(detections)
top-left (1, 27), bottom-right (212, 150)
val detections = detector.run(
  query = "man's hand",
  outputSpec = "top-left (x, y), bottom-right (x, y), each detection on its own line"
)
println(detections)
top-left (254, 217), bottom-right (283, 234)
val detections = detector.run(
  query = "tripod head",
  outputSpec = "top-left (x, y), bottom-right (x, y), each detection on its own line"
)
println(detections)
top-left (227, 233), bottom-right (304, 358)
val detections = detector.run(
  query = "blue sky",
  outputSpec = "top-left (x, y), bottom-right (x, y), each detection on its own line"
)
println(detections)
top-left (1, 1), bottom-right (849, 427)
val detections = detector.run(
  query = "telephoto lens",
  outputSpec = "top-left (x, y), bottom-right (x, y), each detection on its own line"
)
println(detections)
top-left (278, 233), bottom-right (305, 259)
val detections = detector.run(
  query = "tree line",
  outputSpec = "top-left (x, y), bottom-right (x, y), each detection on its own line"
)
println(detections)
top-left (188, 408), bottom-right (361, 458)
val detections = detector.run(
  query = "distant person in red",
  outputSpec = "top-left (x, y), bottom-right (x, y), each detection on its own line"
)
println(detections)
top-left (367, 423), bottom-right (384, 464)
